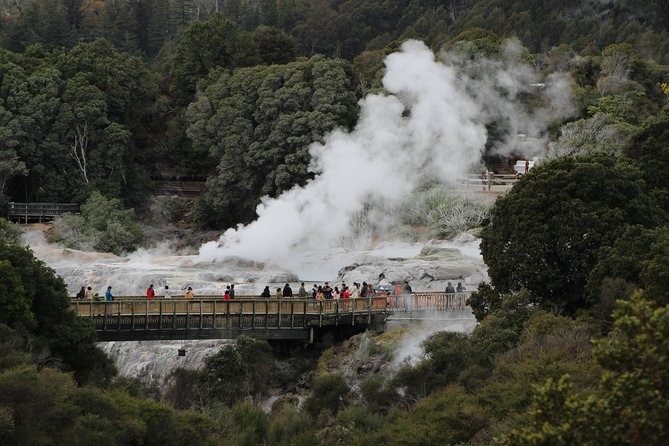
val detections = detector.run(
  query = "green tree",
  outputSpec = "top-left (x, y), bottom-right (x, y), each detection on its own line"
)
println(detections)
top-left (0, 219), bottom-right (20, 245)
top-left (253, 25), bottom-right (297, 65)
top-left (0, 239), bottom-right (112, 383)
top-left (497, 294), bottom-right (669, 446)
top-left (480, 155), bottom-right (663, 313)
top-left (223, 402), bottom-right (270, 446)
top-left (624, 109), bottom-right (669, 211)
top-left (302, 373), bottom-right (351, 417)
top-left (50, 191), bottom-right (143, 254)
top-left (168, 14), bottom-right (259, 102)
top-left (189, 55), bottom-right (356, 228)
top-left (0, 259), bottom-right (33, 330)
top-left (201, 336), bottom-right (273, 406)
top-left (640, 228), bottom-right (669, 306)
top-left (0, 365), bottom-right (78, 445)
top-left (586, 226), bottom-right (664, 317)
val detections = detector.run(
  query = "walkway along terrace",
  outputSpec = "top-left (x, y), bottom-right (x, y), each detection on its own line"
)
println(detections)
top-left (71, 293), bottom-right (471, 343)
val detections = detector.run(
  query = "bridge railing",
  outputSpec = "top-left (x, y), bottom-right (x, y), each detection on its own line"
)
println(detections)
top-left (7, 202), bottom-right (79, 222)
top-left (391, 292), bottom-right (471, 311)
top-left (71, 297), bottom-right (390, 332)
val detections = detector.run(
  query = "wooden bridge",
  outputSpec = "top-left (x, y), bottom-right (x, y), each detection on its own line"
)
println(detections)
top-left (6, 202), bottom-right (79, 223)
top-left (71, 293), bottom-right (470, 342)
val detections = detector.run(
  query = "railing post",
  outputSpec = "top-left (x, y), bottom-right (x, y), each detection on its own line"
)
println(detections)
top-left (117, 302), bottom-right (121, 331)
top-left (159, 301), bottom-right (163, 329)
top-left (278, 300), bottom-right (282, 329)
top-left (318, 300), bottom-right (323, 327)
top-left (226, 301), bottom-right (231, 330)
top-left (172, 301), bottom-right (177, 329)
top-left (302, 300), bottom-right (307, 328)
top-left (290, 300), bottom-right (294, 328)
top-left (252, 301), bottom-right (256, 329)
top-left (131, 301), bottom-right (135, 332)
top-left (335, 300), bottom-right (339, 326)
top-left (199, 300), bottom-right (203, 329)
top-left (351, 297), bottom-right (355, 326)
top-left (186, 300), bottom-right (190, 329)
top-left (103, 301), bottom-right (108, 331)
top-left (145, 301), bottom-right (149, 330)
top-left (212, 300), bottom-right (217, 329)
top-left (368, 298), bottom-right (372, 324)
top-left (239, 302), bottom-right (243, 329)
top-left (265, 300), bottom-right (269, 329)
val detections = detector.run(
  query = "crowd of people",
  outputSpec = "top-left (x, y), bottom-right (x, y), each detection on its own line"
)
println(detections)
top-left (259, 280), bottom-right (391, 300)
top-left (72, 280), bottom-right (467, 300)
top-left (73, 284), bottom-right (195, 300)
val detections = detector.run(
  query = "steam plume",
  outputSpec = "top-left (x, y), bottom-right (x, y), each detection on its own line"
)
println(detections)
top-left (199, 40), bottom-right (572, 267)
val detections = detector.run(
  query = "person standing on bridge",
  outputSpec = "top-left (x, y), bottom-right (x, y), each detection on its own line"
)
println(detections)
top-left (163, 285), bottom-right (171, 298)
top-left (298, 283), bottom-right (307, 298)
top-left (184, 287), bottom-right (194, 298)
top-left (261, 286), bottom-right (271, 297)
top-left (323, 282), bottom-right (333, 299)
top-left (351, 282), bottom-right (360, 299)
top-left (230, 284), bottom-right (235, 299)
top-left (445, 282), bottom-right (455, 294)
top-left (456, 282), bottom-right (465, 293)
top-left (146, 284), bottom-right (155, 299)
top-left (105, 286), bottom-right (114, 302)
top-left (76, 286), bottom-right (86, 299)
top-left (282, 283), bottom-right (293, 297)
top-left (85, 286), bottom-right (94, 300)
top-left (403, 280), bottom-right (413, 294)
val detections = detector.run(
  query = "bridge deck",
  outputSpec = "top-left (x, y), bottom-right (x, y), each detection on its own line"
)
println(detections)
top-left (71, 293), bottom-right (470, 341)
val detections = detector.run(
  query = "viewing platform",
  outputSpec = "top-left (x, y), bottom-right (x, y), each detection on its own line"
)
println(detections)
top-left (70, 293), bottom-right (471, 342)
top-left (6, 202), bottom-right (79, 223)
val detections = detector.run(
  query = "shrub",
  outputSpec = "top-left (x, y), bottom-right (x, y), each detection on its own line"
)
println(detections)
top-left (302, 373), bottom-right (351, 418)
top-left (50, 191), bottom-right (143, 255)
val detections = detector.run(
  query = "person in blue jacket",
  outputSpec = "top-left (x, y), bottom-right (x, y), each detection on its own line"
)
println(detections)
top-left (105, 286), bottom-right (114, 302)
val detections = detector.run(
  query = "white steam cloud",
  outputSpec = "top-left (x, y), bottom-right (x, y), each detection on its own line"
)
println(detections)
top-left (199, 40), bottom-right (572, 267)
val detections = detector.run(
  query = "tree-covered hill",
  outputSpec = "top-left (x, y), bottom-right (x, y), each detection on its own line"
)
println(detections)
top-left (1, 1), bottom-right (669, 62)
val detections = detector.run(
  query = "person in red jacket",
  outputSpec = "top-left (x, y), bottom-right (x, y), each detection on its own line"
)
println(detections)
top-left (146, 284), bottom-right (155, 299)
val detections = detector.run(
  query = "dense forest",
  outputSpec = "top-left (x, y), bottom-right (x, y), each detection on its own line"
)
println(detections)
top-left (1, 0), bottom-right (669, 229)
top-left (1, 0), bottom-right (669, 445)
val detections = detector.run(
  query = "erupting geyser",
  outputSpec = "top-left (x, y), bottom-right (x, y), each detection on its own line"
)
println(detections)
top-left (199, 39), bottom-right (572, 270)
